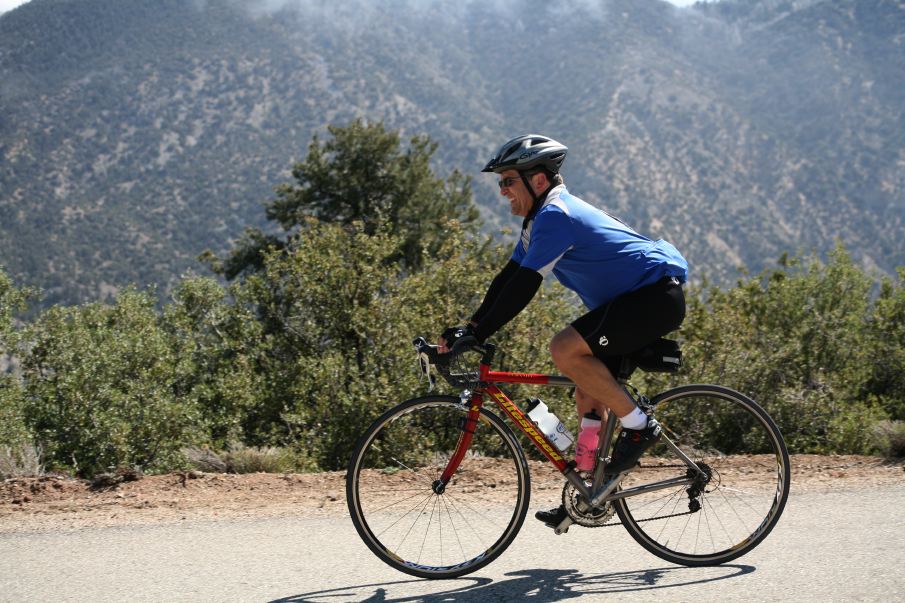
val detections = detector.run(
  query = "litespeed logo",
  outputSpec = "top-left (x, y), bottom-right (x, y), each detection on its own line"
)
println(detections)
top-left (490, 391), bottom-right (563, 462)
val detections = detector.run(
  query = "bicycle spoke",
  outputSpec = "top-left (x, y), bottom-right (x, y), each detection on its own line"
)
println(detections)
top-left (395, 492), bottom-right (436, 555)
top-left (367, 490), bottom-right (433, 516)
top-left (441, 492), bottom-right (468, 563)
top-left (418, 496), bottom-right (439, 565)
top-left (388, 456), bottom-right (437, 487)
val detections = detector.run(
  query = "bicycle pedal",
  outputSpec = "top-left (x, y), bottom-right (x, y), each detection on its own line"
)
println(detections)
top-left (554, 517), bottom-right (573, 535)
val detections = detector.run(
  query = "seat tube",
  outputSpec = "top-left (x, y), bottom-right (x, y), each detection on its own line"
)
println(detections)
top-left (439, 393), bottom-right (483, 485)
top-left (591, 410), bottom-right (619, 489)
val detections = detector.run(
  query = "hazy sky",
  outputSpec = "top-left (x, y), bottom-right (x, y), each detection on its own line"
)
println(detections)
top-left (0, 0), bottom-right (26, 14)
top-left (0, 0), bottom-right (706, 16)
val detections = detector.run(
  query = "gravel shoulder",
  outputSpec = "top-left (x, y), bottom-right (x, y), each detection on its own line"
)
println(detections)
top-left (1, 454), bottom-right (902, 533)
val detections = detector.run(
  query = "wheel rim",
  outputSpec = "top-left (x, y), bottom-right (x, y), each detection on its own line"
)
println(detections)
top-left (349, 399), bottom-right (528, 576)
top-left (616, 386), bottom-right (790, 564)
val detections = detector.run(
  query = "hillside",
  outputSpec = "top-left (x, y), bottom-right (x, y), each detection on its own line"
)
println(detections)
top-left (1, 0), bottom-right (903, 305)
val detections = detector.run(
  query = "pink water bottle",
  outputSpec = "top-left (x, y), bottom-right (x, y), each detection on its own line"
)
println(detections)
top-left (575, 410), bottom-right (602, 471)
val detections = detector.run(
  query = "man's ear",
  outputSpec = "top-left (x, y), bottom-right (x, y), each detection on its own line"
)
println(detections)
top-left (530, 171), bottom-right (549, 192)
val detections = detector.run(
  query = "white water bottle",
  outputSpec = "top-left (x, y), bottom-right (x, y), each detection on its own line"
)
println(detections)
top-left (525, 398), bottom-right (574, 452)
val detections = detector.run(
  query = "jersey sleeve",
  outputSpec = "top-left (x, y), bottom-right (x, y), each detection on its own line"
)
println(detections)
top-left (519, 207), bottom-right (574, 276)
top-left (510, 238), bottom-right (527, 264)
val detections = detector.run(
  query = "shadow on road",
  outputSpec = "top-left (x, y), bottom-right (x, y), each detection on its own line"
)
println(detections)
top-left (273, 564), bottom-right (755, 602)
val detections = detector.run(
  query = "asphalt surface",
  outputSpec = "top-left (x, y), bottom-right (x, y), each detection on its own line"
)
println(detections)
top-left (1, 486), bottom-right (903, 602)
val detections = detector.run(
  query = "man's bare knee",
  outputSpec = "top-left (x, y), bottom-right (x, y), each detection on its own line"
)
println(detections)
top-left (550, 327), bottom-right (586, 370)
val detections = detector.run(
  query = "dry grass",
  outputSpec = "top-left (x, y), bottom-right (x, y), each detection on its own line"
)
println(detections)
top-left (182, 445), bottom-right (296, 474)
top-left (0, 443), bottom-right (44, 479)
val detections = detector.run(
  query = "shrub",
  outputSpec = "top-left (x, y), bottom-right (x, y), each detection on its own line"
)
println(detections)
top-left (20, 289), bottom-right (203, 477)
top-left (873, 420), bottom-right (905, 459)
top-left (222, 444), bottom-right (293, 474)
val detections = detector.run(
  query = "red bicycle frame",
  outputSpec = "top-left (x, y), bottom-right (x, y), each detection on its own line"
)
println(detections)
top-left (438, 360), bottom-right (576, 485)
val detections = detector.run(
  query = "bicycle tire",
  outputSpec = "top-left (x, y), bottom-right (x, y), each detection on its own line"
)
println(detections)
top-left (614, 384), bottom-right (790, 566)
top-left (346, 395), bottom-right (531, 579)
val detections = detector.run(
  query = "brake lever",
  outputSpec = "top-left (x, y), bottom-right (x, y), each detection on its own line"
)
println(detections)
top-left (413, 337), bottom-right (438, 391)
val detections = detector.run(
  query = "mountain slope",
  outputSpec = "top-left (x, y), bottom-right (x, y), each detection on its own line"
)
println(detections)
top-left (1, 0), bottom-right (902, 305)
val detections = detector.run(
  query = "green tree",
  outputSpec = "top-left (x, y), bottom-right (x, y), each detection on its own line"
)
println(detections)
top-left (225, 217), bottom-right (576, 469)
top-left (164, 275), bottom-right (263, 448)
top-left (864, 267), bottom-right (905, 420)
top-left (208, 119), bottom-right (480, 279)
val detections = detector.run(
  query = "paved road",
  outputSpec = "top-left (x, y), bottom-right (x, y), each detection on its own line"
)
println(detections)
top-left (1, 486), bottom-right (903, 602)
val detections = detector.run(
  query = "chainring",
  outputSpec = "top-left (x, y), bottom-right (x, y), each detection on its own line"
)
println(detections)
top-left (561, 479), bottom-right (616, 528)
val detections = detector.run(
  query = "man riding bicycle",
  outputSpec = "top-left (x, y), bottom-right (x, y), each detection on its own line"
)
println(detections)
top-left (439, 134), bottom-right (688, 529)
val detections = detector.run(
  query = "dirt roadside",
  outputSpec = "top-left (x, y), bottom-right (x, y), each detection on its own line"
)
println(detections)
top-left (1, 454), bottom-right (902, 533)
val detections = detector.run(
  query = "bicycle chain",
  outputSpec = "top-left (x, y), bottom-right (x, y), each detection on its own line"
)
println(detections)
top-left (599, 507), bottom-right (699, 527)
top-left (589, 463), bottom-right (704, 528)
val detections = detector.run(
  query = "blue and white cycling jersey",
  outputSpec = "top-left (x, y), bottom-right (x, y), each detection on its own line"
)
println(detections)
top-left (511, 185), bottom-right (688, 309)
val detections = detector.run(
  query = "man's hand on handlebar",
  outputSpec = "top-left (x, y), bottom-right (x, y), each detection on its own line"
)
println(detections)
top-left (439, 324), bottom-right (479, 355)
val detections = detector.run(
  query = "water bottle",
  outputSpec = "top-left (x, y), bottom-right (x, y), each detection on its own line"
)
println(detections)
top-left (575, 410), bottom-right (602, 471)
top-left (525, 398), bottom-right (574, 452)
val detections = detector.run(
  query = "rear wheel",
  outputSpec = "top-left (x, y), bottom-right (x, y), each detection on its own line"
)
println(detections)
top-left (615, 384), bottom-right (790, 566)
top-left (346, 395), bottom-right (530, 579)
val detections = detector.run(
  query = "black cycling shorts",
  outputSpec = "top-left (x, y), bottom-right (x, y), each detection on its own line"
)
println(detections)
top-left (571, 277), bottom-right (686, 373)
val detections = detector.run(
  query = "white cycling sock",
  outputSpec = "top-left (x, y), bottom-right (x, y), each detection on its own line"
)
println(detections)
top-left (619, 407), bottom-right (649, 430)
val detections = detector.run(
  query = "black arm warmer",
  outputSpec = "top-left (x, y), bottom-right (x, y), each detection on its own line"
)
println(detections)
top-left (470, 260), bottom-right (521, 325)
top-left (473, 266), bottom-right (543, 342)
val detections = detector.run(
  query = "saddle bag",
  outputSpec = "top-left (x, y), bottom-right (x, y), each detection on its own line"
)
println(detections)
top-left (632, 338), bottom-right (682, 373)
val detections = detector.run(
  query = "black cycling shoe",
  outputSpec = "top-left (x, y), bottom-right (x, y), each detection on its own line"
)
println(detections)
top-left (608, 417), bottom-right (662, 474)
top-left (535, 504), bottom-right (568, 528)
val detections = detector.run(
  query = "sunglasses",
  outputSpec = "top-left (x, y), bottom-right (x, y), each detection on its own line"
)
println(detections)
top-left (497, 177), bottom-right (519, 190)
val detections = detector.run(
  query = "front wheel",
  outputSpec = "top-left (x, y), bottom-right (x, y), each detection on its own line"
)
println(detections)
top-left (346, 395), bottom-right (531, 579)
top-left (615, 384), bottom-right (791, 566)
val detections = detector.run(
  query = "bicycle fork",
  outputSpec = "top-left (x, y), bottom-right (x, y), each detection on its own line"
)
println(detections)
top-left (433, 390), bottom-right (482, 494)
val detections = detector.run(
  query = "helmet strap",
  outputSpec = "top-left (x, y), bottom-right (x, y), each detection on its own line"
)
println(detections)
top-left (520, 172), bottom-right (555, 228)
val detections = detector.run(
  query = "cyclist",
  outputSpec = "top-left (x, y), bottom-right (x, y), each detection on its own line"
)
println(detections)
top-left (439, 134), bottom-right (688, 529)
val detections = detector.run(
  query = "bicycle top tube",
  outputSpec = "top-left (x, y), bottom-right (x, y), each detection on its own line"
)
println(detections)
top-left (478, 364), bottom-right (574, 387)
top-left (414, 336), bottom-right (575, 390)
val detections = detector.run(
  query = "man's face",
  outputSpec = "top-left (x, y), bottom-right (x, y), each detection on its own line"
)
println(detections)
top-left (497, 170), bottom-right (535, 218)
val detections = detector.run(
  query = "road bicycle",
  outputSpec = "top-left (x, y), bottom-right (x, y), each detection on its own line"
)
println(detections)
top-left (346, 337), bottom-right (790, 579)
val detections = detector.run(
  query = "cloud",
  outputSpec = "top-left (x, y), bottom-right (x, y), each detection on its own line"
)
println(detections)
top-left (0, 0), bottom-right (30, 15)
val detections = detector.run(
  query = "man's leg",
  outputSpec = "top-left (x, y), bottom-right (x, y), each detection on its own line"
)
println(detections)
top-left (574, 387), bottom-right (608, 422)
top-left (550, 327), bottom-right (635, 417)
top-left (550, 325), bottom-right (660, 469)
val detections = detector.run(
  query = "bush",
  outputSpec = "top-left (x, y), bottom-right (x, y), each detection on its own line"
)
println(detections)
top-left (0, 267), bottom-right (33, 453)
top-left (222, 444), bottom-right (294, 474)
top-left (20, 289), bottom-right (204, 477)
top-left (873, 420), bottom-right (905, 459)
